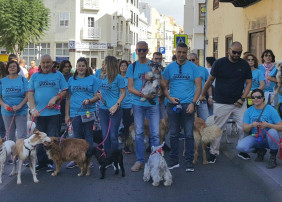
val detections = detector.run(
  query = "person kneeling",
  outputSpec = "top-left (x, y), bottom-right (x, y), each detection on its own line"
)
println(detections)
top-left (236, 89), bottom-right (282, 169)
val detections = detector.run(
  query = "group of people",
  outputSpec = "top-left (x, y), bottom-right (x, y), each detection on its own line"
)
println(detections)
top-left (0, 40), bottom-right (281, 174)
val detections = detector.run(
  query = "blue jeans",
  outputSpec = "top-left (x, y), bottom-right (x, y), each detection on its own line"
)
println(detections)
top-left (99, 108), bottom-right (122, 152)
top-left (71, 116), bottom-right (94, 149)
top-left (35, 115), bottom-right (60, 166)
top-left (236, 129), bottom-right (280, 155)
top-left (196, 100), bottom-right (209, 121)
top-left (167, 103), bottom-right (194, 162)
top-left (132, 104), bottom-right (160, 163)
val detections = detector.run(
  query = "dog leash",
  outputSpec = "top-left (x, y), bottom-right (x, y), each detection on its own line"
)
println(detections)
top-left (3, 110), bottom-right (17, 141)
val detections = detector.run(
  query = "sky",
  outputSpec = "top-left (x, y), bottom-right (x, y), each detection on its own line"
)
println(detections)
top-left (141, 0), bottom-right (185, 26)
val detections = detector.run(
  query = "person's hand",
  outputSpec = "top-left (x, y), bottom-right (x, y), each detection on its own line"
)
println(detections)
top-left (260, 122), bottom-right (270, 129)
top-left (142, 93), bottom-right (156, 100)
top-left (31, 109), bottom-right (40, 118)
top-left (208, 97), bottom-right (213, 106)
top-left (4, 104), bottom-right (13, 111)
top-left (252, 122), bottom-right (260, 128)
top-left (169, 97), bottom-right (180, 105)
top-left (12, 105), bottom-right (21, 111)
top-left (186, 103), bottom-right (195, 114)
top-left (199, 95), bottom-right (206, 102)
top-left (96, 91), bottom-right (102, 99)
top-left (48, 96), bottom-right (57, 108)
top-left (109, 104), bottom-right (119, 115)
top-left (234, 99), bottom-right (243, 108)
top-left (83, 99), bottom-right (90, 105)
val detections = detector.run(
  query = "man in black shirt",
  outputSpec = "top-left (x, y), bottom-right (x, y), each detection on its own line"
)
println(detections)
top-left (200, 41), bottom-right (252, 163)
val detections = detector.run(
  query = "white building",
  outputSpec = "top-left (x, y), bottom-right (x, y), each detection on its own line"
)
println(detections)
top-left (183, 0), bottom-right (206, 66)
top-left (21, 0), bottom-right (141, 69)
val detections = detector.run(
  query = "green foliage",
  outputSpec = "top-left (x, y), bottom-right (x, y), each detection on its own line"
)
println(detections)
top-left (0, 0), bottom-right (50, 56)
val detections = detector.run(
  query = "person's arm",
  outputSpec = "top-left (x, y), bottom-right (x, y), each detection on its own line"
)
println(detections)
top-left (47, 90), bottom-right (67, 107)
top-left (235, 79), bottom-right (252, 107)
top-left (260, 121), bottom-right (282, 131)
top-left (258, 80), bottom-right (265, 90)
top-left (268, 76), bottom-right (277, 83)
top-left (160, 76), bottom-right (178, 104)
top-left (187, 77), bottom-right (201, 114)
top-left (12, 92), bottom-right (28, 111)
top-left (199, 75), bottom-right (215, 101)
top-left (109, 88), bottom-right (126, 114)
top-left (0, 95), bottom-right (9, 109)
top-left (128, 78), bottom-right (140, 96)
top-left (28, 91), bottom-right (40, 117)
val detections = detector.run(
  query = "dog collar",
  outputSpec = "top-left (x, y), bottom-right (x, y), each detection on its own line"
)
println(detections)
top-left (24, 142), bottom-right (36, 157)
top-left (150, 148), bottom-right (162, 156)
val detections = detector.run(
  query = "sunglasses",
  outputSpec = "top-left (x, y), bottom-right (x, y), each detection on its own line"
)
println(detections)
top-left (137, 49), bottom-right (148, 53)
top-left (251, 95), bottom-right (263, 99)
top-left (188, 59), bottom-right (196, 62)
top-left (231, 50), bottom-right (242, 55)
top-left (247, 59), bottom-right (254, 61)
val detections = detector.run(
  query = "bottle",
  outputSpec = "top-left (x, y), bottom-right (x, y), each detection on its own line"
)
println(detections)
top-left (68, 123), bottom-right (73, 138)
top-left (86, 110), bottom-right (90, 118)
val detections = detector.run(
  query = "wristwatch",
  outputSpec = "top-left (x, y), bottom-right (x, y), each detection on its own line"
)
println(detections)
top-left (191, 101), bottom-right (197, 106)
top-left (240, 97), bottom-right (246, 102)
top-left (209, 96), bottom-right (213, 99)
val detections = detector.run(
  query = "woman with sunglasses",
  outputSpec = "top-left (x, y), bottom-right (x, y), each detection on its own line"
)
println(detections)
top-left (97, 56), bottom-right (125, 153)
top-left (236, 89), bottom-right (282, 169)
top-left (258, 50), bottom-right (276, 105)
top-left (65, 57), bottom-right (100, 169)
top-left (0, 60), bottom-right (28, 141)
top-left (243, 53), bottom-right (265, 107)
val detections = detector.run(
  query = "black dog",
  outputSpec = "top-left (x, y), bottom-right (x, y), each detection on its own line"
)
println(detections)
top-left (92, 148), bottom-right (125, 179)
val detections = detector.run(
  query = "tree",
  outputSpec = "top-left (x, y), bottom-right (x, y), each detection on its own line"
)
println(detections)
top-left (0, 0), bottom-right (49, 57)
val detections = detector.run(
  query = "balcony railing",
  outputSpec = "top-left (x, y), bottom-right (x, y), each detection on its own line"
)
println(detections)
top-left (82, 27), bottom-right (101, 40)
top-left (82, 0), bottom-right (99, 10)
top-left (220, 0), bottom-right (260, 7)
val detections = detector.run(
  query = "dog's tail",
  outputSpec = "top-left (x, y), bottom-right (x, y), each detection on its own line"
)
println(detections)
top-left (201, 125), bottom-right (222, 144)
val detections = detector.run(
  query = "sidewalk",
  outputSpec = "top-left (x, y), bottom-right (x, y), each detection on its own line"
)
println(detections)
top-left (220, 131), bottom-right (282, 201)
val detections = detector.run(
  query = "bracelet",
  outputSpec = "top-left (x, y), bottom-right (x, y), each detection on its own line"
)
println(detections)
top-left (209, 96), bottom-right (213, 99)
top-left (30, 108), bottom-right (37, 113)
top-left (116, 102), bottom-right (120, 106)
top-left (139, 92), bottom-right (142, 97)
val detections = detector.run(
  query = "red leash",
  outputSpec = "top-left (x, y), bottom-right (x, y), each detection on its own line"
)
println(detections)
top-left (3, 111), bottom-right (17, 140)
top-left (96, 115), bottom-right (112, 159)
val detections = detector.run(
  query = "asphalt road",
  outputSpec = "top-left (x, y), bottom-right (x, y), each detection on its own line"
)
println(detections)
top-left (0, 142), bottom-right (276, 202)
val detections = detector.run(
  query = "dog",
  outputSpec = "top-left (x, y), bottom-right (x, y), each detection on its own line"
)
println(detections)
top-left (140, 61), bottom-right (162, 105)
top-left (128, 116), bottom-right (169, 152)
top-left (92, 148), bottom-right (125, 179)
top-left (143, 143), bottom-right (172, 186)
top-left (9, 129), bottom-right (51, 185)
top-left (0, 139), bottom-right (15, 184)
top-left (272, 61), bottom-right (282, 102)
top-left (192, 116), bottom-right (221, 165)
top-left (43, 137), bottom-right (92, 177)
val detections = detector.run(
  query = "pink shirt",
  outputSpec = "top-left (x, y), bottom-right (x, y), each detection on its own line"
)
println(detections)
top-left (28, 66), bottom-right (38, 78)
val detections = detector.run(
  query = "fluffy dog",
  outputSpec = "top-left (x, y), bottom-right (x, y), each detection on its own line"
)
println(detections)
top-left (192, 116), bottom-right (221, 165)
top-left (143, 143), bottom-right (172, 186)
top-left (92, 148), bottom-right (125, 179)
top-left (43, 137), bottom-right (91, 177)
top-left (0, 139), bottom-right (15, 184)
top-left (272, 61), bottom-right (282, 101)
top-left (9, 129), bottom-right (51, 185)
top-left (140, 61), bottom-right (162, 105)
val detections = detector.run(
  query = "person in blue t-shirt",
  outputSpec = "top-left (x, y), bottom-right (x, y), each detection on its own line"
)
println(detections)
top-left (236, 89), bottom-right (282, 169)
top-left (28, 54), bottom-right (68, 172)
top-left (119, 60), bottom-right (133, 154)
top-left (65, 57), bottom-right (100, 169)
top-left (243, 53), bottom-right (265, 107)
top-left (188, 53), bottom-right (211, 121)
top-left (162, 43), bottom-right (201, 172)
top-left (258, 49), bottom-right (277, 105)
top-left (0, 60), bottom-right (28, 141)
top-left (97, 56), bottom-right (125, 154)
top-left (126, 41), bottom-right (160, 172)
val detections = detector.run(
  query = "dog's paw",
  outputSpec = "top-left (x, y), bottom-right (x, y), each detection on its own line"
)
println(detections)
top-left (164, 181), bottom-right (172, 186)
top-left (51, 172), bottom-right (57, 176)
top-left (152, 181), bottom-right (159, 186)
top-left (17, 180), bottom-right (21, 185)
top-left (34, 179), bottom-right (39, 183)
top-left (77, 173), bottom-right (83, 177)
top-left (143, 176), bottom-right (150, 182)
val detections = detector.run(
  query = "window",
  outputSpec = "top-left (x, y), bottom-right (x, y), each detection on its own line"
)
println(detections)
top-left (136, 15), bottom-right (139, 26)
top-left (199, 4), bottom-right (206, 25)
top-left (88, 17), bottom-right (94, 27)
top-left (213, 38), bottom-right (218, 59)
top-left (59, 12), bottom-right (70, 27)
top-left (131, 11), bottom-right (133, 24)
top-left (213, 0), bottom-right (219, 10)
top-left (225, 34), bottom-right (233, 56)
top-left (22, 43), bottom-right (50, 66)
top-left (131, 0), bottom-right (133, 4)
top-left (249, 28), bottom-right (265, 60)
top-left (56, 43), bottom-right (69, 56)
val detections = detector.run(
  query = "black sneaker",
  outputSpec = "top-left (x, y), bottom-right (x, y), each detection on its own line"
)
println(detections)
top-left (36, 164), bottom-right (46, 171)
top-left (46, 164), bottom-right (54, 172)
top-left (238, 152), bottom-right (251, 160)
top-left (185, 161), bottom-right (194, 172)
top-left (168, 161), bottom-right (180, 170)
top-left (207, 154), bottom-right (217, 164)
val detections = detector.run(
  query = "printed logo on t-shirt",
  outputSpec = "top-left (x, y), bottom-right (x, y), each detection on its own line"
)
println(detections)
top-left (101, 83), bottom-right (112, 90)
top-left (72, 86), bottom-right (89, 92)
top-left (173, 73), bottom-right (190, 80)
top-left (39, 80), bottom-right (56, 87)
top-left (5, 86), bottom-right (21, 93)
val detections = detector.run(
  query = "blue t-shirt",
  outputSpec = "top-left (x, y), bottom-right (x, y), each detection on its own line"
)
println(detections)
top-left (0, 76), bottom-right (28, 116)
top-left (251, 68), bottom-right (265, 90)
top-left (28, 71), bottom-right (68, 116)
top-left (95, 69), bottom-right (102, 79)
top-left (99, 74), bottom-right (125, 109)
top-left (197, 65), bottom-right (209, 92)
top-left (269, 67), bottom-right (282, 103)
top-left (243, 105), bottom-right (281, 135)
top-left (121, 76), bottom-right (132, 109)
top-left (126, 60), bottom-right (159, 106)
top-left (68, 76), bottom-right (98, 117)
top-left (258, 64), bottom-right (276, 92)
top-left (163, 61), bottom-right (200, 104)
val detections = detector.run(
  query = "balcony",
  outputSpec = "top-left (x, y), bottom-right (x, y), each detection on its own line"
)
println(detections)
top-left (126, 33), bottom-right (132, 44)
top-left (82, 0), bottom-right (99, 11)
top-left (117, 31), bottom-right (123, 42)
top-left (82, 27), bottom-right (101, 40)
top-left (219, 0), bottom-right (260, 7)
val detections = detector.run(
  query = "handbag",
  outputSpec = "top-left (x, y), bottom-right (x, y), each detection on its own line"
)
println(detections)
top-left (81, 111), bottom-right (95, 123)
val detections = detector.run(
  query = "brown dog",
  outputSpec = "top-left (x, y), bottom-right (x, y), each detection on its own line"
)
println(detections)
top-left (192, 116), bottom-right (221, 165)
top-left (43, 137), bottom-right (91, 177)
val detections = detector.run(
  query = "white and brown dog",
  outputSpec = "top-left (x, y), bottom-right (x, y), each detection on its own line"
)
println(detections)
top-left (0, 139), bottom-right (15, 184)
top-left (9, 129), bottom-right (51, 185)
top-left (143, 143), bottom-right (172, 186)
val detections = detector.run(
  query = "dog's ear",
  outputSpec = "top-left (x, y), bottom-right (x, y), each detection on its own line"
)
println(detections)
top-left (52, 138), bottom-right (59, 144)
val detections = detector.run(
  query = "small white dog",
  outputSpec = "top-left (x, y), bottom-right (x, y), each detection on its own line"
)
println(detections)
top-left (0, 139), bottom-right (16, 184)
top-left (140, 61), bottom-right (162, 105)
top-left (143, 143), bottom-right (172, 186)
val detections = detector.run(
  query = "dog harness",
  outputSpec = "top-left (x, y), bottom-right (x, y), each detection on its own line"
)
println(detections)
top-left (24, 142), bottom-right (36, 157)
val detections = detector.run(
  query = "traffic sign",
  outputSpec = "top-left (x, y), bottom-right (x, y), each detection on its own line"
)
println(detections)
top-left (159, 47), bottom-right (165, 54)
top-left (174, 34), bottom-right (188, 48)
